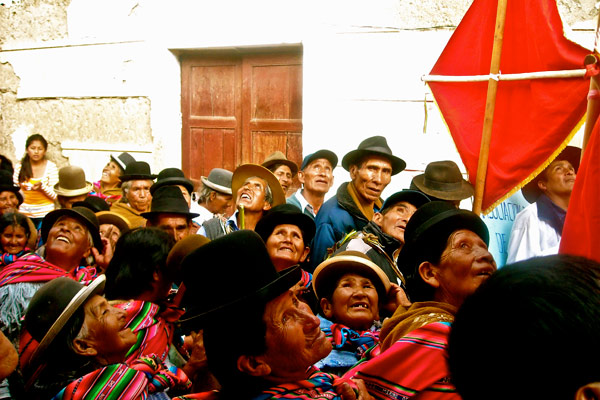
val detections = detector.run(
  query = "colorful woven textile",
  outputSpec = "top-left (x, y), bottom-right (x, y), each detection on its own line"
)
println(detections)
top-left (345, 322), bottom-right (459, 400)
top-left (52, 355), bottom-right (191, 400)
top-left (0, 258), bottom-right (96, 287)
top-left (90, 181), bottom-right (123, 205)
top-left (251, 368), bottom-right (353, 400)
top-left (323, 323), bottom-right (379, 360)
top-left (0, 249), bottom-right (38, 268)
top-left (114, 300), bottom-right (183, 363)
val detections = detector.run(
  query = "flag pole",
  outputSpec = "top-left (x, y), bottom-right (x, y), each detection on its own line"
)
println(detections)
top-left (473, 0), bottom-right (508, 215)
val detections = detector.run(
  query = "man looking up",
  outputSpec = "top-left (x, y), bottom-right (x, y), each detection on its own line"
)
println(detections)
top-left (507, 146), bottom-right (580, 263)
top-left (310, 136), bottom-right (405, 270)
top-left (199, 164), bottom-right (285, 239)
top-left (287, 149), bottom-right (337, 219)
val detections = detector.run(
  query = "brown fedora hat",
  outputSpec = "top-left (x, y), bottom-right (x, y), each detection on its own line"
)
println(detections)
top-left (261, 151), bottom-right (299, 177)
top-left (521, 146), bottom-right (581, 203)
top-left (231, 164), bottom-right (286, 207)
top-left (411, 160), bottom-right (474, 201)
top-left (54, 165), bottom-right (93, 197)
top-left (96, 211), bottom-right (131, 234)
top-left (342, 136), bottom-right (406, 175)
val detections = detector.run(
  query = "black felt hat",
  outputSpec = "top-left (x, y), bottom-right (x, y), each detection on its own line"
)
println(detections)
top-left (398, 201), bottom-right (489, 281)
top-left (0, 170), bottom-right (23, 205)
top-left (41, 206), bottom-right (103, 251)
top-left (255, 203), bottom-right (316, 244)
top-left (141, 186), bottom-right (199, 219)
top-left (411, 160), bottom-right (474, 201)
top-left (150, 168), bottom-right (194, 195)
top-left (110, 152), bottom-right (136, 174)
top-left (342, 136), bottom-right (406, 175)
top-left (178, 230), bottom-right (301, 332)
top-left (72, 196), bottom-right (111, 213)
top-left (300, 149), bottom-right (338, 171)
top-left (24, 276), bottom-right (105, 371)
top-left (118, 161), bottom-right (157, 182)
top-left (381, 189), bottom-right (431, 211)
top-left (521, 146), bottom-right (581, 203)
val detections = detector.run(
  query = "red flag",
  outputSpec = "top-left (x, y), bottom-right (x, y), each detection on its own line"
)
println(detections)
top-left (428, 0), bottom-right (590, 213)
top-left (559, 119), bottom-right (600, 262)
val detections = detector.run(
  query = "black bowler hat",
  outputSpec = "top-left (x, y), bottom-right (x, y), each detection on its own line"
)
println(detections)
top-left (118, 161), bottom-right (157, 182)
top-left (0, 170), bottom-right (23, 205)
top-left (255, 203), bottom-right (316, 244)
top-left (178, 230), bottom-right (301, 332)
top-left (72, 196), bottom-right (111, 213)
top-left (110, 152), bottom-right (136, 173)
top-left (411, 160), bottom-right (474, 201)
top-left (521, 146), bottom-right (581, 203)
top-left (382, 189), bottom-right (431, 212)
top-left (342, 136), bottom-right (406, 175)
top-left (398, 201), bottom-right (489, 283)
top-left (23, 276), bottom-right (105, 373)
top-left (300, 149), bottom-right (338, 171)
top-left (41, 206), bottom-right (103, 251)
top-left (141, 186), bottom-right (199, 220)
top-left (150, 168), bottom-right (194, 196)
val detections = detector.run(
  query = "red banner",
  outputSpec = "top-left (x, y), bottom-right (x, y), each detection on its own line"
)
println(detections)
top-left (428, 0), bottom-right (590, 213)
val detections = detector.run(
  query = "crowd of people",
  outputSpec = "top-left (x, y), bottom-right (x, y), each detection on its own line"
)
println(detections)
top-left (0, 132), bottom-right (596, 400)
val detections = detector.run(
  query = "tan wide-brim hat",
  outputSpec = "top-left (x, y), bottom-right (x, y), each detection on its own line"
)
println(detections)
top-left (261, 151), bottom-right (299, 177)
top-left (312, 251), bottom-right (391, 301)
top-left (54, 165), bottom-right (93, 197)
top-left (231, 164), bottom-right (286, 207)
top-left (96, 211), bottom-right (131, 234)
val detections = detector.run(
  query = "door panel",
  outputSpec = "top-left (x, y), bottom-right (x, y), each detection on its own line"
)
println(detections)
top-left (181, 48), bottom-right (303, 189)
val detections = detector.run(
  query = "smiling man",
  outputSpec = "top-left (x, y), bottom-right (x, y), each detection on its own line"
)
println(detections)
top-left (507, 146), bottom-right (580, 263)
top-left (310, 136), bottom-right (406, 271)
top-left (200, 164), bottom-right (285, 239)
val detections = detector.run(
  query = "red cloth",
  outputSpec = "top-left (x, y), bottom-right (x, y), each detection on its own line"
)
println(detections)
top-left (559, 118), bottom-right (600, 262)
top-left (428, 0), bottom-right (590, 213)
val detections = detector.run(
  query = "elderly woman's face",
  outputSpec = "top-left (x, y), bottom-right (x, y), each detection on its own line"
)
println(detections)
top-left (427, 229), bottom-right (496, 308)
top-left (265, 224), bottom-right (309, 272)
top-left (126, 180), bottom-right (152, 212)
top-left (321, 273), bottom-right (380, 331)
top-left (101, 161), bottom-right (122, 186)
top-left (76, 295), bottom-right (137, 364)
top-left (0, 191), bottom-right (19, 215)
top-left (259, 289), bottom-right (331, 379)
top-left (46, 216), bottom-right (92, 261)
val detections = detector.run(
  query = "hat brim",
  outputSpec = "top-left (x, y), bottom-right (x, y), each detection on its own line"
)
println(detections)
top-left (27, 275), bottom-right (105, 372)
top-left (200, 176), bottom-right (232, 194)
top-left (312, 255), bottom-right (390, 300)
top-left (150, 178), bottom-right (194, 196)
top-left (399, 209), bottom-right (489, 277)
top-left (262, 159), bottom-right (299, 177)
top-left (141, 210), bottom-right (200, 219)
top-left (521, 146), bottom-right (581, 203)
top-left (178, 265), bottom-right (301, 332)
top-left (118, 174), bottom-right (157, 182)
top-left (301, 150), bottom-right (338, 171)
top-left (411, 174), bottom-right (474, 201)
top-left (231, 164), bottom-right (286, 207)
top-left (382, 190), bottom-right (431, 210)
top-left (96, 211), bottom-right (131, 234)
top-left (255, 210), bottom-right (316, 244)
top-left (342, 150), bottom-right (406, 175)
top-left (54, 182), bottom-right (94, 197)
top-left (41, 208), bottom-right (102, 251)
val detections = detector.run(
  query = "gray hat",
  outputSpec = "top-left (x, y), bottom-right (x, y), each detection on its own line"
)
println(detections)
top-left (200, 168), bottom-right (233, 194)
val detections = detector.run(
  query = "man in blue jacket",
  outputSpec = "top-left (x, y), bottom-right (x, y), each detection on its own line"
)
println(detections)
top-left (309, 136), bottom-right (405, 271)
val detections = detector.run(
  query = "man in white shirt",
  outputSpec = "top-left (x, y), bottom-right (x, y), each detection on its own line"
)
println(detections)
top-left (191, 168), bottom-right (233, 226)
top-left (507, 146), bottom-right (580, 263)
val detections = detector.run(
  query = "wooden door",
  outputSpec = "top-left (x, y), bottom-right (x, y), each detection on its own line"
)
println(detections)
top-left (181, 48), bottom-right (303, 188)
